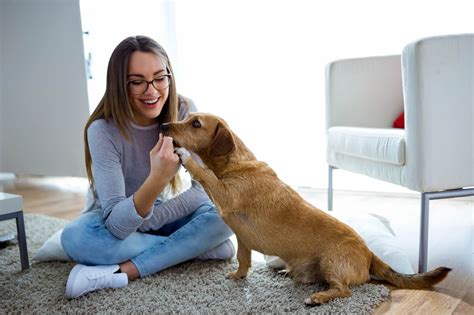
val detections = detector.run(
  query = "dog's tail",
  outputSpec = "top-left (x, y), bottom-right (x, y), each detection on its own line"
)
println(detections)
top-left (369, 252), bottom-right (451, 289)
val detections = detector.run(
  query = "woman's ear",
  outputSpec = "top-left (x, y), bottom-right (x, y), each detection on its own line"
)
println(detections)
top-left (209, 122), bottom-right (235, 156)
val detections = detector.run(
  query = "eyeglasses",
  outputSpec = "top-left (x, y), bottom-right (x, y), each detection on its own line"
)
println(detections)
top-left (127, 74), bottom-right (171, 95)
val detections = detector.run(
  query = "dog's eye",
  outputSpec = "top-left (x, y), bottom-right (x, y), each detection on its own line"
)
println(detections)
top-left (192, 120), bottom-right (201, 128)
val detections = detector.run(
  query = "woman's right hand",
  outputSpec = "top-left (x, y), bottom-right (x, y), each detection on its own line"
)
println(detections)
top-left (149, 133), bottom-right (180, 183)
top-left (134, 133), bottom-right (179, 217)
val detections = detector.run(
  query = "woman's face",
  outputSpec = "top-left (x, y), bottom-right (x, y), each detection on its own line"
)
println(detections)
top-left (127, 51), bottom-right (170, 126)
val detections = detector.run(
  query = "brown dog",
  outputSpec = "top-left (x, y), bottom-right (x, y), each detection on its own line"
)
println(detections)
top-left (161, 113), bottom-right (451, 305)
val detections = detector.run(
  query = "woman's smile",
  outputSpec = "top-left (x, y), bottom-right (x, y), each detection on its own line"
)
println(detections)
top-left (141, 97), bottom-right (160, 108)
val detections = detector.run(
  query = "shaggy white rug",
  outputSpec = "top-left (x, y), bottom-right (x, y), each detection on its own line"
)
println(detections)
top-left (0, 214), bottom-right (390, 313)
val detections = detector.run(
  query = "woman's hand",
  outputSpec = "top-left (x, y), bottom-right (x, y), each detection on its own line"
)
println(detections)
top-left (149, 133), bottom-right (180, 183)
top-left (134, 133), bottom-right (180, 217)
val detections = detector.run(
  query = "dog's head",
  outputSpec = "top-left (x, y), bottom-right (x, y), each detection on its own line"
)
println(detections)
top-left (161, 113), bottom-right (235, 157)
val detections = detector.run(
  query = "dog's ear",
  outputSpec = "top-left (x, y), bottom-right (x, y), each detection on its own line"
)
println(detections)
top-left (209, 122), bottom-right (235, 156)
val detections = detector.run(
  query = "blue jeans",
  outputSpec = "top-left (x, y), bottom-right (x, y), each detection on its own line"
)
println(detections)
top-left (61, 203), bottom-right (233, 278)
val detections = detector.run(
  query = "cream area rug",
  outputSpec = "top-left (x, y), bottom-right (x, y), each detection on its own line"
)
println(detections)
top-left (0, 214), bottom-right (390, 314)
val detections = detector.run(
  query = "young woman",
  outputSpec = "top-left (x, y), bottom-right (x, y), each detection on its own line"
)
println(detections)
top-left (61, 35), bottom-right (234, 299)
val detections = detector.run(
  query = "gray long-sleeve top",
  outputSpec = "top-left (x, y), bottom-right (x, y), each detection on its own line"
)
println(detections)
top-left (84, 100), bottom-right (211, 239)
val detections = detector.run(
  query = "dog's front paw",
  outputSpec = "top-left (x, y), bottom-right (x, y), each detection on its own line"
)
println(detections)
top-left (175, 147), bottom-right (191, 165)
top-left (226, 271), bottom-right (247, 280)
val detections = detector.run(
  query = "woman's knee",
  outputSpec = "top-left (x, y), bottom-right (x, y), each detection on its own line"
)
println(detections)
top-left (61, 211), bottom-right (106, 263)
top-left (61, 219), bottom-right (87, 262)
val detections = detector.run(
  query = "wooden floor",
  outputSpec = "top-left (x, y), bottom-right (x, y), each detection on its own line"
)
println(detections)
top-left (1, 175), bottom-right (472, 314)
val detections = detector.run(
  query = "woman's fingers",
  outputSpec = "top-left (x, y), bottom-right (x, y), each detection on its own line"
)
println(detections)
top-left (160, 136), bottom-right (175, 154)
top-left (151, 133), bottom-right (164, 153)
top-left (157, 136), bottom-right (179, 164)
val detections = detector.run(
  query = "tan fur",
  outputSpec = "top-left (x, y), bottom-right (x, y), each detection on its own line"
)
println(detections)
top-left (162, 113), bottom-right (451, 305)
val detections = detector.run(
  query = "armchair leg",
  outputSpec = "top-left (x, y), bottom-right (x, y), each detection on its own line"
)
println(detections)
top-left (328, 166), bottom-right (334, 211)
top-left (419, 193), bottom-right (430, 273)
top-left (418, 188), bottom-right (474, 273)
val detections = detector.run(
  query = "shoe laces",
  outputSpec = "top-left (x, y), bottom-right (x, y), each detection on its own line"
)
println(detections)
top-left (87, 273), bottom-right (115, 291)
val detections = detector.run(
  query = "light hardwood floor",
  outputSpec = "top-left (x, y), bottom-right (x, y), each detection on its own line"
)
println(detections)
top-left (1, 175), bottom-right (472, 314)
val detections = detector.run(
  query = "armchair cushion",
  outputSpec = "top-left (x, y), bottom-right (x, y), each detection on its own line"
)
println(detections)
top-left (327, 127), bottom-right (406, 165)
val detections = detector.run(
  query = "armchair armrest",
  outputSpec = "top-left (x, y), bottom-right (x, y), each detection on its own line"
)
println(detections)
top-left (402, 34), bottom-right (474, 192)
top-left (326, 55), bottom-right (403, 129)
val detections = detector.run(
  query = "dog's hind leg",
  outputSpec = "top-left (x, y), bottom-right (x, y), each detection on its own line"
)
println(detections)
top-left (303, 251), bottom-right (370, 305)
top-left (304, 280), bottom-right (352, 306)
top-left (226, 237), bottom-right (251, 280)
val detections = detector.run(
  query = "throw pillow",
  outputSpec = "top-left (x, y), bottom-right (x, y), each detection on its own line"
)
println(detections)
top-left (393, 112), bottom-right (405, 128)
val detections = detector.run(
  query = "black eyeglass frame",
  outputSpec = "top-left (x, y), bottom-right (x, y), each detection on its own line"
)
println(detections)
top-left (126, 74), bottom-right (172, 95)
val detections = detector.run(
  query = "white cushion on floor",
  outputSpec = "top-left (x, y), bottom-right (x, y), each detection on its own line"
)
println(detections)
top-left (33, 229), bottom-right (71, 262)
top-left (331, 212), bottom-right (414, 274)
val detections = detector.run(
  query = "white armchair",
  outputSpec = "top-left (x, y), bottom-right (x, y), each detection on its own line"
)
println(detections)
top-left (325, 34), bottom-right (474, 272)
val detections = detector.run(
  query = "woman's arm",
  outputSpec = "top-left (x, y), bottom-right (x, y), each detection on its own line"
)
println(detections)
top-left (137, 97), bottom-right (211, 232)
top-left (88, 121), bottom-right (144, 239)
top-left (88, 121), bottom-right (179, 240)
top-left (133, 134), bottom-right (180, 217)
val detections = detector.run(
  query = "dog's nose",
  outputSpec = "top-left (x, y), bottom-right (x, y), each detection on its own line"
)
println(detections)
top-left (160, 124), bottom-right (170, 132)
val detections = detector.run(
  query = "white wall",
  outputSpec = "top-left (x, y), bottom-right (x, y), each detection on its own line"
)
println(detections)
top-left (80, 0), bottom-right (178, 112)
top-left (0, 0), bottom-right (89, 177)
top-left (174, 0), bottom-right (474, 191)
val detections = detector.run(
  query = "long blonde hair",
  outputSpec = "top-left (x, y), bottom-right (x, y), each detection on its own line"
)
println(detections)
top-left (84, 35), bottom-right (181, 196)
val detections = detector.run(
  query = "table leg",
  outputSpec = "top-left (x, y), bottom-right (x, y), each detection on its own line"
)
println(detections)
top-left (16, 212), bottom-right (29, 270)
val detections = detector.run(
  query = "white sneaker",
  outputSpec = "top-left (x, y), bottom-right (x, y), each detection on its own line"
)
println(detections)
top-left (198, 239), bottom-right (235, 260)
top-left (65, 264), bottom-right (128, 299)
